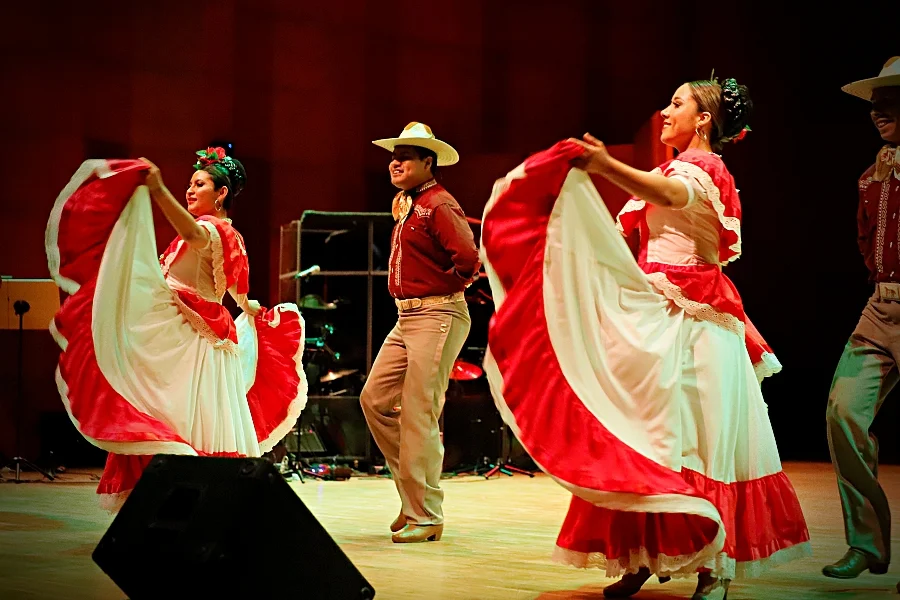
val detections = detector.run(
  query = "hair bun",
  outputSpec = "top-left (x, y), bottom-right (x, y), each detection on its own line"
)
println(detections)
top-left (720, 78), bottom-right (752, 142)
top-left (220, 156), bottom-right (246, 197)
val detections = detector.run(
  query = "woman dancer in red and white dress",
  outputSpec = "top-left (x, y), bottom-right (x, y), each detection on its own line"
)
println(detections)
top-left (46, 147), bottom-right (307, 511)
top-left (480, 78), bottom-right (810, 599)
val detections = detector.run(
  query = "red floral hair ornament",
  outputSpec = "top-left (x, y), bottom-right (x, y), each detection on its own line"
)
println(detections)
top-left (194, 146), bottom-right (228, 169)
top-left (733, 125), bottom-right (751, 142)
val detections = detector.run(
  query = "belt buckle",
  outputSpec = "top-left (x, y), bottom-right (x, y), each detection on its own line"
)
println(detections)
top-left (398, 298), bottom-right (422, 311)
top-left (880, 283), bottom-right (900, 301)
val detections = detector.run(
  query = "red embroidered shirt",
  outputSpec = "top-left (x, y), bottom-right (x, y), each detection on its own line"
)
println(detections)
top-left (857, 146), bottom-right (900, 283)
top-left (388, 182), bottom-right (480, 299)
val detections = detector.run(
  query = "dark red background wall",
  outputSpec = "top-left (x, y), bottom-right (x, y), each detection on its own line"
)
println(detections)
top-left (1, 1), bottom-right (896, 463)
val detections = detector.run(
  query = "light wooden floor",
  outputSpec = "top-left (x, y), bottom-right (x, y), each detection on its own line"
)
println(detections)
top-left (0, 463), bottom-right (898, 599)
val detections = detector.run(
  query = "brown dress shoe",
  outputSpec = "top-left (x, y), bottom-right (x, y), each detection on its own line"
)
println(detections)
top-left (822, 548), bottom-right (888, 579)
top-left (391, 523), bottom-right (443, 543)
top-left (390, 512), bottom-right (406, 533)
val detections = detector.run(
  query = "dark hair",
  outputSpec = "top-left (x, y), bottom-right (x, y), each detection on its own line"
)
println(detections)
top-left (199, 157), bottom-right (246, 211)
top-left (409, 146), bottom-right (440, 178)
top-left (688, 78), bottom-right (753, 150)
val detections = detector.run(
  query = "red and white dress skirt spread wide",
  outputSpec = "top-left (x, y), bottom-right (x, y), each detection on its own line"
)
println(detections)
top-left (45, 159), bottom-right (307, 510)
top-left (479, 142), bottom-right (810, 580)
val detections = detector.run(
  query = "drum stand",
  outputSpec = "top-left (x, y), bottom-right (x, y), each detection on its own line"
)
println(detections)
top-left (280, 424), bottom-right (329, 483)
top-left (448, 373), bottom-right (534, 479)
top-left (288, 312), bottom-right (340, 483)
top-left (448, 413), bottom-right (493, 477)
top-left (483, 416), bottom-right (534, 479)
top-left (447, 382), bottom-right (509, 478)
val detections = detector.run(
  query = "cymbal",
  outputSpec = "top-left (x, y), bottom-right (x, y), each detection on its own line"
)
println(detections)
top-left (319, 368), bottom-right (358, 383)
top-left (449, 359), bottom-right (483, 381)
top-left (299, 294), bottom-right (337, 310)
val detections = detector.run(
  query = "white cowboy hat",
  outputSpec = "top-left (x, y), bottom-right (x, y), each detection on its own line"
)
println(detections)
top-left (372, 122), bottom-right (460, 166)
top-left (842, 56), bottom-right (900, 101)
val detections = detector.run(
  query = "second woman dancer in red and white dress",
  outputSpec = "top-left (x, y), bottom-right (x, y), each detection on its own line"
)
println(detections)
top-left (480, 77), bottom-right (810, 600)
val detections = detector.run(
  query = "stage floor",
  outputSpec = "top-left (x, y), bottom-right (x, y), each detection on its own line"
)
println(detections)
top-left (0, 462), bottom-right (898, 599)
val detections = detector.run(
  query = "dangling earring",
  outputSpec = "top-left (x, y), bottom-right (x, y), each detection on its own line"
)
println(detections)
top-left (214, 199), bottom-right (222, 211)
top-left (695, 126), bottom-right (707, 140)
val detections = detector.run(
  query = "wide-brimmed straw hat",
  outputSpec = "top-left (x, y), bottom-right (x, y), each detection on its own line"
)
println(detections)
top-left (372, 122), bottom-right (459, 166)
top-left (842, 56), bottom-right (900, 101)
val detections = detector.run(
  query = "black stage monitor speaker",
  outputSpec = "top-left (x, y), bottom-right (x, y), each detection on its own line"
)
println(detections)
top-left (92, 455), bottom-right (375, 599)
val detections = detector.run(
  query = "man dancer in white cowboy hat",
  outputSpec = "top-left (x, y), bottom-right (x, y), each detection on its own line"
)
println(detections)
top-left (361, 122), bottom-right (480, 543)
top-left (824, 58), bottom-right (900, 589)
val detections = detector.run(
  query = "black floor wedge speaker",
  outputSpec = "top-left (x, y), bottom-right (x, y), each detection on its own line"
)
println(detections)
top-left (92, 455), bottom-right (375, 599)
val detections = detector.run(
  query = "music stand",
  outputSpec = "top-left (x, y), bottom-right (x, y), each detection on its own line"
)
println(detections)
top-left (1, 278), bottom-right (60, 483)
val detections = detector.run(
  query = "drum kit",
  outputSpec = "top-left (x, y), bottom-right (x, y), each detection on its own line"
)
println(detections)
top-left (450, 358), bottom-right (483, 381)
top-left (300, 268), bottom-right (491, 393)
top-left (269, 218), bottom-right (534, 480)
top-left (299, 293), bottom-right (361, 396)
top-left (264, 293), bottom-right (360, 481)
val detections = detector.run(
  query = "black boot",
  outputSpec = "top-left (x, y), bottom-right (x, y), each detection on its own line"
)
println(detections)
top-left (603, 568), bottom-right (668, 598)
top-left (692, 571), bottom-right (730, 600)
top-left (822, 549), bottom-right (888, 579)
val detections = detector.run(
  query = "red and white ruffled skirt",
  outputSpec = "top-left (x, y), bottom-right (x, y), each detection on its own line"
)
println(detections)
top-left (46, 160), bottom-right (307, 510)
top-left (480, 143), bottom-right (810, 579)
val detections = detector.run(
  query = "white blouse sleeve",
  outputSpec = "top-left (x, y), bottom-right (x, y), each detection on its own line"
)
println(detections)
top-left (669, 174), bottom-right (708, 208)
top-left (228, 285), bottom-right (252, 313)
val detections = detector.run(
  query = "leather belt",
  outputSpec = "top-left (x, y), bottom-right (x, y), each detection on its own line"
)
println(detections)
top-left (395, 291), bottom-right (465, 312)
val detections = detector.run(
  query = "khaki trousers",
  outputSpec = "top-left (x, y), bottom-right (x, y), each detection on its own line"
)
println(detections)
top-left (361, 301), bottom-right (470, 525)
top-left (827, 293), bottom-right (896, 564)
